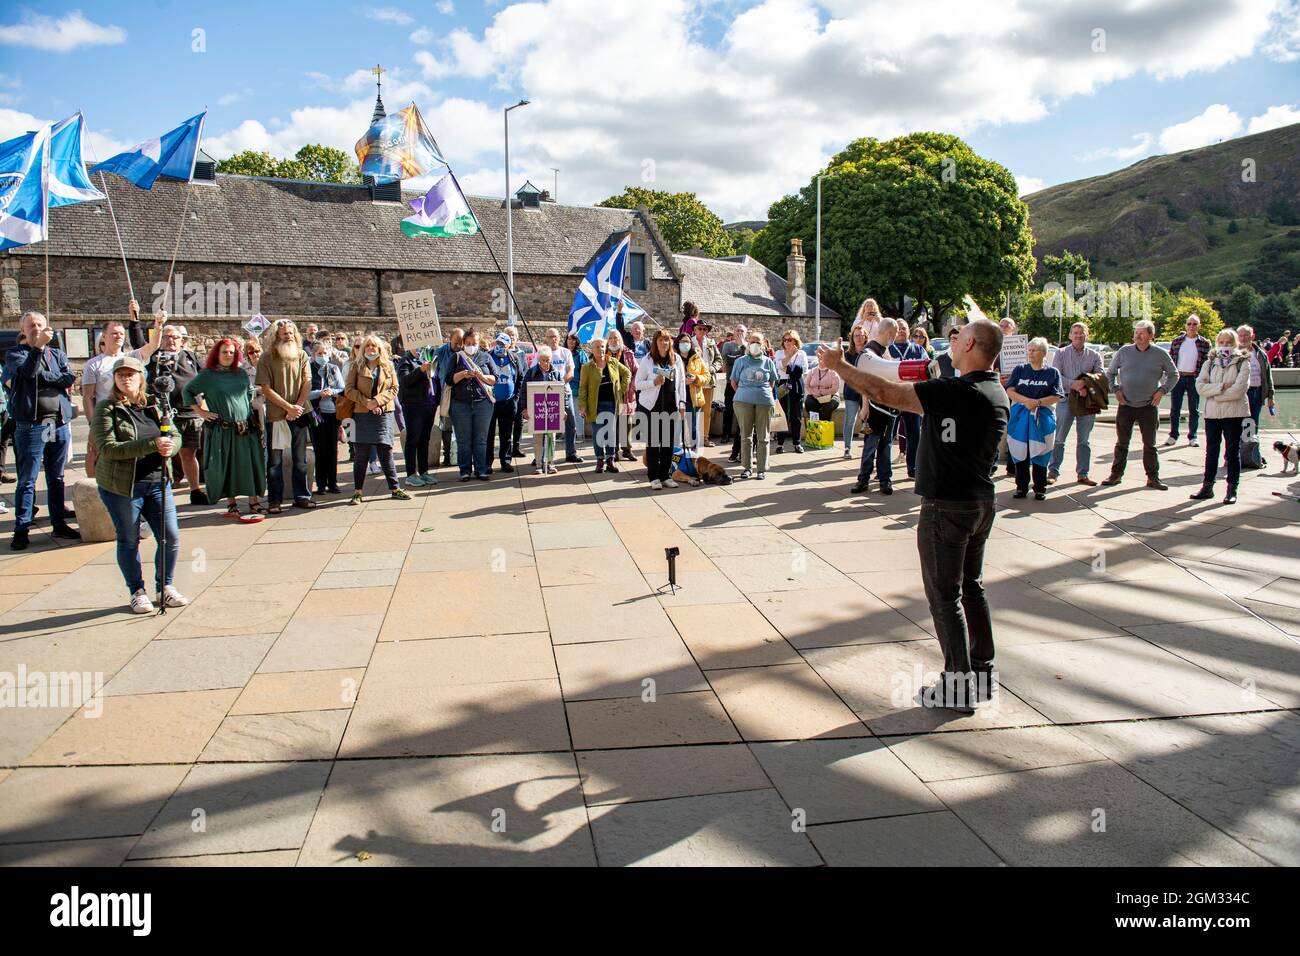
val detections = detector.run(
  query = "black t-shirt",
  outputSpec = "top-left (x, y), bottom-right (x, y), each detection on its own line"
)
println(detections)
top-left (913, 370), bottom-right (1009, 501)
top-left (124, 405), bottom-right (164, 484)
top-left (598, 363), bottom-right (615, 402)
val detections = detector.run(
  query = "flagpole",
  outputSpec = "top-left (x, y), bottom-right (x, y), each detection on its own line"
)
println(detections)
top-left (427, 133), bottom-right (539, 349)
top-left (81, 111), bottom-right (138, 305)
top-left (164, 110), bottom-right (205, 313)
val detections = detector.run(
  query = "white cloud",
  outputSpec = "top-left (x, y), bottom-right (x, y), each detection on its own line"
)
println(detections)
top-left (410, 26), bottom-right (434, 44)
top-left (1158, 104), bottom-right (1244, 152)
top-left (365, 7), bottom-right (414, 26)
top-left (0, 10), bottom-right (125, 52)
top-left (437, 1), bottom-right (455, 14)
top-left (1015, 175), bottom-right (1046, 197)
top-left (0, 107), bottom-right (131, 160)
top-left (1074, 132), bottom-right (1156, 164)
top-left (1247, 102), bottom-right (1300, 133)
top-left (1263, 0), bottom-right (1300, 61)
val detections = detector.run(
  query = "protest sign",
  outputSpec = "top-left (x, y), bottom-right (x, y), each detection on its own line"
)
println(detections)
top-left (527, 381), bottom-right (566, 434)
top-left (1000, 334), bottom-right (1028, 371)
top-left (392, 289), bottom-right (442, 351)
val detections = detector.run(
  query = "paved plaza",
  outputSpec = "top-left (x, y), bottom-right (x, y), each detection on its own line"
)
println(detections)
top-left (1, 422), bottom-right (1297, 867)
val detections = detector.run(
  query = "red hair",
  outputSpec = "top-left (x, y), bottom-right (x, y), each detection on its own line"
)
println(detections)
top-left (206, 337), bottom-right (244, 370)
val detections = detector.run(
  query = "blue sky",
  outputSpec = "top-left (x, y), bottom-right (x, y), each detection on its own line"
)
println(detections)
top-left (2, 1), bottom-right (1298, 220)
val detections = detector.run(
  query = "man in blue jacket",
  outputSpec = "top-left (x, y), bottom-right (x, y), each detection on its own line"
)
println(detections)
top-left (5, 311), bottom-right (81, 550)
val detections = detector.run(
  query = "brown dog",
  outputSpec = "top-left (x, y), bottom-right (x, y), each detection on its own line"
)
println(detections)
top-left (641, 448), bottom-right (733, 485)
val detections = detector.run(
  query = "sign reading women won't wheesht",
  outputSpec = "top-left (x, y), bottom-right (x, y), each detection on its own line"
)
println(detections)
top-left (527, 381), bottom-right (566, 433)
top-left (392, 289), bottom-right (443, 352)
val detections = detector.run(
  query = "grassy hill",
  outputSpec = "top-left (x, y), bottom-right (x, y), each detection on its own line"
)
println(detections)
top-left (1025, 123), bottom-right (1300, 295)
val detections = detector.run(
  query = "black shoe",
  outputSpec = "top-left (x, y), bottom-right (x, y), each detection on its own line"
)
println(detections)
top-left (773, 445), bottom-right (784, 454)
top-left (918, 676), bottom-right (976, 715)
top-left (1034, 492), bottom-right (1046, 501)
top-left (0, 471), bottom-right (12, 483)
top-left (512, 446), bottom-right (525, 458)
top-left (10, 528), bottom-right (29, 551)
top-left (727, 454), bottom-right (740, 464)
top-left (1190, 486), bottom-right (1214, 500)
top-left (565, 455), bottom-right (584, 464)
top-left (460, 475), bottom-right (472, 482)
top-left (1013, 489), bottom-right (1028, 499)
top-left (879, 483), bottom-right (893, 495)
top-left (972, 669), bottom-right (997, 703)
top-left (851, 480), bottom-right (869, 494)
top-left (476, 474), bottom-right (489, 481)
top-left (190, 489), bottom-right (209, 506)
top-left (595, 460), bottom-right (605, 474)
top-left (1146, 479), bottom-right (1169, 491)
top-left (1223, 490), bottom-right (1238, 504)
top-left (794, 445), bottom-right (804, 454)
top-left (606, 461), bottom-right (619, 473)
top-left (327, 486), bottom-right (342, 494)
top-left (500, 462), bottom-right (515, 473)
top-left (51, 524), bottom-right (81, 540)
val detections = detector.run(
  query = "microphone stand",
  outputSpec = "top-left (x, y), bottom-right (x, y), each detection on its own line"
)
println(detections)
top-left (156, 389), bottom-right (174, 616)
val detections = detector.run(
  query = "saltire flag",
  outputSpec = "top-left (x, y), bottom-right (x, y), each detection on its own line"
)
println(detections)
top-left (1007, 405), bottom-right (1058, 466)
top-left (92, 112), bottom-right (206, 189)
top-left (567, 234), bottom-right (641, 344)
top-left (401, 173), bottom-right (479, 237)
top-left (0, 125), bottom-right (50, 251)
top-left (355, 103), bottom-right (443, 184)
top-left (49, 112), bottom-right (104, 208)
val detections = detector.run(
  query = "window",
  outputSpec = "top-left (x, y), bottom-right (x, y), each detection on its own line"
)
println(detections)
top-left (629, 252), bottom-right (647, 290)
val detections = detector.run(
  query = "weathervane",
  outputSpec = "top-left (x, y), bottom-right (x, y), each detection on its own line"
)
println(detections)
top-left (372, 64), bottom-right (385, 95)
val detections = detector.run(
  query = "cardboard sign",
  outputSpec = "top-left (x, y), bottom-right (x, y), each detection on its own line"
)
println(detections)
top-left (243, 313), bottom-right (269, 336)
top-left (528, 381), bottom-right (566, 434)
top-left (1000, 334), bottom-right (1028, 371)
top-left (393, 289), bottom-right (442, 352)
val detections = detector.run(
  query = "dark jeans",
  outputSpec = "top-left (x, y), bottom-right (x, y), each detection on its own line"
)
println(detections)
top-left (1247, 385), bottom-right (1264, 430)
top-left (776, 387), bottom-right (803, 448)
top-left (511, 400), bottom-right (524, 452)
top-left (99, 479), bottom-right (179, 595)
top-left (1110, 404), bottom-right (1160, 479)
top-left (856, 415), bottom-right (896, 484)
top-left (485, 398), bottom-right (516, 466)
top-left (13, 420), bottom-right (70, 532)
top-left (1203, 417), bottom-right (1242, 490)
top-left (402, 401), bottom-right (435, 478)
top-left (353, 442), bottom-right (398, 492)
top-left (917, 498), bottom-right (996, 674)
top-left (1015, 459), bottom-right (1047, 494)
top-left (311, 410), bottom-right (339, 490)
top-left (1168, 375), bottom-right (1200, 440)
top-left (897, 411), bottom-right (921, 476)
top-left (267, 419), bottom-right (311, 503)
top-left (593, 400), bottom-right (618, 461)
top-left (450, 399), bottom-right (493, 477)
top-left (562, 401), bottom-right (578, 458)
top-left (646, 442), bottom-right (674, 481)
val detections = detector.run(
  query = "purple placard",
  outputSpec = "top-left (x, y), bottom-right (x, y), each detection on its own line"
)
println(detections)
top-left (532, 388), bottom-right (563, 433)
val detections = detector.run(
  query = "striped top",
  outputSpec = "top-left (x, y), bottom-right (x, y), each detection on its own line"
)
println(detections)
top-left (1051, 344), bottom-right (1101, 383)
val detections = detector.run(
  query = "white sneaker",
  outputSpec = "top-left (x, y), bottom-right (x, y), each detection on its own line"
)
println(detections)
top-left (129, 589), bottom-right (155, 614)
top-left (650, 479), bottom-right (663, 490)
top-left (1163, 436), bottom-right (1177, 446)
top-left (662, 478), bottom-right (678, 488)
top-left (162, 585), bottom-right (190, 608)
top-left (1189, 438), bottom-right (1199, 447)
top-left (843, 448), bottom-right (851, 459)
top-left (756, 471), bottom-right (767, 480)
top-left (0, 500), bottom-right (7, 514)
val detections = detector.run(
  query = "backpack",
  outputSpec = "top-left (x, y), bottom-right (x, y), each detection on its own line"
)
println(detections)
top-left (1240, 418), bottom-right (1263, 469)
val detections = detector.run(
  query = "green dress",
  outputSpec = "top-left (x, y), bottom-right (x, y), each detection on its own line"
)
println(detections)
top-left (182, 368), bottom-right (267, 500)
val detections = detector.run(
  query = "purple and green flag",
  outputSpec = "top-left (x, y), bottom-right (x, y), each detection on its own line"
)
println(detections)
top-left (401, 173), bottom-right (479, 238)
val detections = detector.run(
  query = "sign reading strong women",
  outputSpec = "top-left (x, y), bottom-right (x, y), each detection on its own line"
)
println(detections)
top-left (392, 288), bottom-right (442, 352)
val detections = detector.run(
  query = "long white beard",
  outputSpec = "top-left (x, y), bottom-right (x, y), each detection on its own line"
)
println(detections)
top-left (275, 341), bottom-right (300, 362)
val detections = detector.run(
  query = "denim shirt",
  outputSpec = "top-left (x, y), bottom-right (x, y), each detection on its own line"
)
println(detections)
top-left (309, 359), bottom-right (344, 413)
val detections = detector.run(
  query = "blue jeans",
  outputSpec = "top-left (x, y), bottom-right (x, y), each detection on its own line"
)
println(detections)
top-left (14, 420), bottom-right (70, 532)
top-left (1168, 375), bottom-right (1200, 440)
top-left (1049, 404), bottom-right (1095, 478)
top-left (267, 419), bottom-right (311, 503)
top-left (99, 480), bottom-right (179, 595)
top-left (563, 399), bottom-right (578, 458)
top-left (857, 416), bottom-right (895, 484)
top-left (897, 412), bottom-right (921, 476)
top-left (450, 399), bottom-right (493, 476)
top-left (1247, 385), bottom-right (1264, 429)
top-left (594, 400), bottom-right (618, 460)
top-left (843, 399), bottom-right (861, 453)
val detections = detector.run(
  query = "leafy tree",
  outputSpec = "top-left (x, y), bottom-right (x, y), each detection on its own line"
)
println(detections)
top-left (1222, 283), bottom-right (1260, 327)
top-left (1227, 219), bottom-right (1239, 235)
top-left (729, 227), bottom-right (758, 257)
top-left (1159, 291), bottom-right (1223, 340)
top-left (819, 241), bottom-right (867, 335)
top-left (597, 187), bottom-right (734, 258)
top-left (1243, 234), bottom-right (1300, 294)
top-left (754, 132), bottom-right (1036, 325)
top-left (1040, 250), bottom-right (1091, 289)
top-left (1250, 292), bottom-right (1298, 340)
top-left (215, 144), bottom-right (360, 183)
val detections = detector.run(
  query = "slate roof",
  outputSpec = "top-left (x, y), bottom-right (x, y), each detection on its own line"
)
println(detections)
top-left (675, 254), bottom-right (838, 319)
top-left (10, 174), bottom-right (675, 280)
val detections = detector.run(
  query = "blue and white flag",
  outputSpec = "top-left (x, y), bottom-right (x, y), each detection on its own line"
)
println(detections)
top-left (0, 126), bottom-right (50, 251)
top-left (49, 112), bottom-right (104, 208)
top-left (567, 234), bottom-right (640, 344)
top-left (92, 112), bottom-right (206, 189)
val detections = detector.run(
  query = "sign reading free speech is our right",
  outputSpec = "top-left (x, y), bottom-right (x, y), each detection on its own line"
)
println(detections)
top-left (392, 289), bottom-right (443, 352)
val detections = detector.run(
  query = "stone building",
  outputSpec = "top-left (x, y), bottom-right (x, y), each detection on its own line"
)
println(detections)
top-left (1, 166), bottom-right (833, 361)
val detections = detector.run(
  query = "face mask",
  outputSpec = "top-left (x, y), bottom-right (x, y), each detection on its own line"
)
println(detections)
top-left (493, 344), bottom-right (505, 354)
top-left (678, 343), bottom-right (691, 356)
top-left (747, 342), bottom-right (763, 357)
top-left (463, 344), bottom-right (479, 356)
top-left (364, 351), bottom-right (379, 361)
top-left (313, 355), bottom-right (327, 365)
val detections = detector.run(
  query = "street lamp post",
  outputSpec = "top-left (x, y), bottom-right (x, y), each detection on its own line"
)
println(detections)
top-left (550, 167), bottom-right (559, 202)
top-left (504, 99), bottom-right (529, 323)
top-left (815, 173), bottom-right (835, 343)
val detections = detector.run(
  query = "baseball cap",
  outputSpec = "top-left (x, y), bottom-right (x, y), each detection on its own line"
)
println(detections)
top-left (113, 356), bottom-right (146, 375)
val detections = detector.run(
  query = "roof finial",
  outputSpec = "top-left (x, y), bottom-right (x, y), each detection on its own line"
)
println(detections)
top-left (371, 64), bottom-right (387, 123)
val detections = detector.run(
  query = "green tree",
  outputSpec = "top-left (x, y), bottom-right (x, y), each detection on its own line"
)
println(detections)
top-left (1040, 250), bottom-right (1091, 289)
top-left (597, 187), bottom-right (734, 257)
top-left (754, 132), bottom-right (1036, 324)
top-left (215, 144), bottom-right (360, 183)
top-left (819, 241), bottom-right (867, 335)
top-left (729, 227), bottom-right (758, 257)
top-left (1222, 283), bottom-right (1260, 327)
top-left (1250, 292), bottom-right (1298, 339)
top-left (1159, 291), bottom-right (1222, 340)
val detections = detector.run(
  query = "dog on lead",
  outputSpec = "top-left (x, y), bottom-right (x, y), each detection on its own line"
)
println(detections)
top-left (1274, 441), bottom-right (1300, 475)
top-left (641, 447), bottom-right (733, 485)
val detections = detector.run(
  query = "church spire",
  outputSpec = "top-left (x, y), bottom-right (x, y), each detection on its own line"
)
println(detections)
top-left (371, 64), bottom-right (386, 123)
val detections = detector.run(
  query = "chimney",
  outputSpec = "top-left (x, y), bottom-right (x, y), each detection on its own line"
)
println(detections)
top-left (786, 238), bottom-right (807, 315)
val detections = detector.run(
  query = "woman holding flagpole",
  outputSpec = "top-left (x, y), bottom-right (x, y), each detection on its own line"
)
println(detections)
top-left (443, 327), bottom-right (497, 481)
